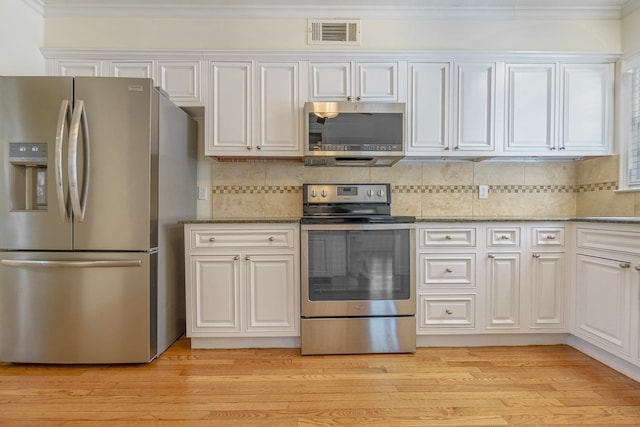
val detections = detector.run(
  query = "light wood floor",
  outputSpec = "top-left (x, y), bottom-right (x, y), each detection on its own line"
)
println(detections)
top-left (2, 337), bottom-right (640, 426)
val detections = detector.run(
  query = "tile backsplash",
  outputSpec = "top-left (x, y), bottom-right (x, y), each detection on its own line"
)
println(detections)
top-left (206, 156), bottom-right (640, 219)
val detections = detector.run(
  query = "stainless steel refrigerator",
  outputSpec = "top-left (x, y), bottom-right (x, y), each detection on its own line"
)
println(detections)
top-left (0, 76), bottom-right (197, 363)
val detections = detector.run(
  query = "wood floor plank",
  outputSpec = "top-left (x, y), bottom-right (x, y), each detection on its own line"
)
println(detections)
top-left (1, 337), bottom-right (640, 426)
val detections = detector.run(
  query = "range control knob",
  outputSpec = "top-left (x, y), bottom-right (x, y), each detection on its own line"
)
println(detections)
top-left (321, 189), bottom-right (328, 198)
top-left (310, 190), bottom-right (317, 198)
top-left (377, 189), bottom-right (385, 197)
top-left (367, 189), bottom-right (374, 197)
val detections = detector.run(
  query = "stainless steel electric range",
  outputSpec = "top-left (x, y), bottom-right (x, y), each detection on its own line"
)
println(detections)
top-left (300, 183), bottom-right (416, 355)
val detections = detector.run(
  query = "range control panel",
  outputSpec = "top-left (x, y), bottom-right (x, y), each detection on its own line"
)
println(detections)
top-left (304, 183), bottom-right (391, 205)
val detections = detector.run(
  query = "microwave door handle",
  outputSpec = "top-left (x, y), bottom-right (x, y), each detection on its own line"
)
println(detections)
top-left (68, 100), bottom-right (90, 222)
top-left (54, 99), bottom-right (72, 222)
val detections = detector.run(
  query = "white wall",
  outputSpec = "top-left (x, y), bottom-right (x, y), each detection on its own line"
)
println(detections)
top-left (0, 0), bottom-right (44, 74)
top-left (43, 17), bottom-right (620, 52)
top-left (622, 7), bottom-right (640, 57)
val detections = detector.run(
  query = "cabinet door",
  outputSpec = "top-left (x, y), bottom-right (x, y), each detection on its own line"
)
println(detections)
top-left (56, 60), bottom-right (102, 77)
top-left (245, 254), bottom-right (298, 335)
top-left (530, 252), bottom-right (565, 329)
top-left (209, 62), bottom-right (252, 153)
top-left (356, 62), bottom-right (398, 101)
top-left (256, 62), bottom-right (300, 154)
top-left (188, 255), bottom-right (241, 334)
top-left (110, 62), bottom-right (154, 81)
top-left (575, 255), bottom-right (632, 354)
top-left (407, 63), bottom-right (450, 153)
top-left (454, 63), bottom-right (496, 151)
top-left (309, 62), bottom-right (351, 101)
top-left (505, 64), bottom-right (556, 152)
top-left (559, 64), bottom-right (612, 153)
top-left (157, 61), bottom-right (202, 105)
top-left (486, 252), bottom-right (520, 329)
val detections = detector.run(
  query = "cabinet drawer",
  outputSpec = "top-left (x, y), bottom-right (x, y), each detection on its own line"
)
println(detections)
top-left (419, 295), bottom-right (475, 328)
top-left (487, 227), bottom-right (520, 247)
top-left (532, 227), bottom-right (565, 248)
top-left (420, 227), bottom-right (476, 248)
top-left (419, 254), bottom-right (475, 288)
top-left (576, 227), bottom-right (640, 255)
top-left (190, 228), bottom-right (295, 250)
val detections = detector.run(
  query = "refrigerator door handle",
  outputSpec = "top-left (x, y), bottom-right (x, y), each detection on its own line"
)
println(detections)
top-left (55, 99), bottom-right (72, 222)
top-left (1, 259), bottom-right (143, 268)
top-left (68, 99), bottom-right (90, 222)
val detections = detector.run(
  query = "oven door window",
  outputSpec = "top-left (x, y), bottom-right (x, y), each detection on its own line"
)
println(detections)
top-left (307, 229), bottom-right (411, 301)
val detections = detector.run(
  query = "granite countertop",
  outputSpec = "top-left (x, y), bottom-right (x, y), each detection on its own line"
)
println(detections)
top-left (181, 217), bottom-right (640, 224)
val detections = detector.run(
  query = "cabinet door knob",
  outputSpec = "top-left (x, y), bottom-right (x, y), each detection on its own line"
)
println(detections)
top-left (245, 256), bottom-right (251, 260)
top-left (209, 237), bottom-right (216, 242)
top-left (532, 253), bottom-right (541, 258)
top-left (234, 255), bottom-right (240, 260)
top-left (445, 309), bottom-right (453, 315)
top-left (346, 96), bottom-right (352, 101)
top-left (445, 235), bottom-right (452, 240)
top-left (620, 263), bottom-right (631, 269)
top-left (546, 235), bottom-right (556, 240)
top-left (635, 265), bottom-right (640, 271)
top-left (488, 254), bottom-right (495, 259)
top-left (256, 145), bottom-right (262, 150)
top-left (268, 236), bottom-right (275, 241)
top-left (500, 235), bottom-right (510, 240)
top-left (445, 268), bottom-right (453, 273)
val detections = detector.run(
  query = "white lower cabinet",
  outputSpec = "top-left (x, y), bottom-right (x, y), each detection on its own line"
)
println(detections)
top-left (185, 223), bottom-right (300, 342)
top-left (417, 223), bottom-right (567, 336)
top-left (572, 224), bottom-right (640, 366)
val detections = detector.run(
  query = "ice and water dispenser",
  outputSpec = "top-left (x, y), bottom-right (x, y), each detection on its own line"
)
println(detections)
top-left (9, 142), bottom-right (48, 211)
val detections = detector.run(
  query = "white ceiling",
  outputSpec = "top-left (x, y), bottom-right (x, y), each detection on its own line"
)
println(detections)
top-left (29, 0), bottom-right (640, 19)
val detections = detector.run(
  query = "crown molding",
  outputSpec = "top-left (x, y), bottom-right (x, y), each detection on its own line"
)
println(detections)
top-left (39, 0), bottom-right (632, 20)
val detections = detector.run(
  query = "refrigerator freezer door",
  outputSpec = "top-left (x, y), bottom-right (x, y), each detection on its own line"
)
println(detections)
top-left (0, 251), bottom-right (156, 364)
top-left (0, 76), bottom-right (74, 250)
top-left (72, 77), bottom-right (155, 251)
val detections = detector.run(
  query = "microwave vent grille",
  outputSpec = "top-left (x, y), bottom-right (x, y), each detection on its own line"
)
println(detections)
top-left (308, 19), bottom-right (360, 45)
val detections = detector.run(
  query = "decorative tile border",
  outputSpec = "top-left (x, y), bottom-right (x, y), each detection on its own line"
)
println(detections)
top-left (210, 182), bottom-right (618, 195)
top-left (212, 185), bottom-right (301, 194)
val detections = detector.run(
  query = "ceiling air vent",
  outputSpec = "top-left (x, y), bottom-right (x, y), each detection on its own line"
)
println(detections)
top-left (308, 19), bottom-right (360, 45)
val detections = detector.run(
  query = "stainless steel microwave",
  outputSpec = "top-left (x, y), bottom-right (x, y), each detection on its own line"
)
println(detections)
top-left (303, 102), bottom-right (406, 167)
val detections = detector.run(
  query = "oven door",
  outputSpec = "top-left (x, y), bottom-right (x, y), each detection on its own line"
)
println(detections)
top-left (301, 222), bottom-right (415, 318)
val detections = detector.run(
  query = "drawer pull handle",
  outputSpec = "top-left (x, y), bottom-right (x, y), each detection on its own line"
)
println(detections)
top-left (445, 268), bottom-right (453, 273)
top-left (269, 236), bottom-right (275, 241)
top-left (620, 263), bottom-right (631, 269)
top-left (500, 235), bottom-right (510, 240)
top-left (209, 237), bottom-right (216, 242)
top-left (234, 255), bottom-right (240, 260)
top-left (444, 235), bottom-right (452, 240)
top-left (532, 253), bottom-right (541, 258)
top-left (445, 309), bottom-right (453, 315)
top-left (546, 235), bottom-right (556, 240)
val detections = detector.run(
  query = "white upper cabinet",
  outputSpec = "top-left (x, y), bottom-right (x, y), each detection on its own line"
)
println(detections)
top-left (206, 61), bottom-right (301, 157)
top-left (109, 61), bottom-right (155, 81)
top-left (209, 62), bottom-right (252, 154)
top-left (453, 63), bottom-right (497, 152)
top-left (157, 61), bottom-right (203, 106)
top-left (309, 61), bottom-right (400, 102)
top-left (56, 60), bottom-right (102, 77)
top-left (407, 62), bottom-right (451, 153)
top-left (504, 64), bottom-right (556, 152)
top-left (559, 63), bottom-right (613, 154)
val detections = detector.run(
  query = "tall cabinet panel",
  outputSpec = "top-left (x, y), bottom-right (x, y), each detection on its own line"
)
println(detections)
top-left (453, 63), bottom-right (496, 152)
top-left (560, 64), bottom-right (612, 152)
top-left (256, 62), bottom-right (301, 154)
top-left (505, 64), bottom-right (555, 152)
top-left (407, 63), bottom-right (450, 153)
top-left (209, 62), bottom-right (252, 153)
